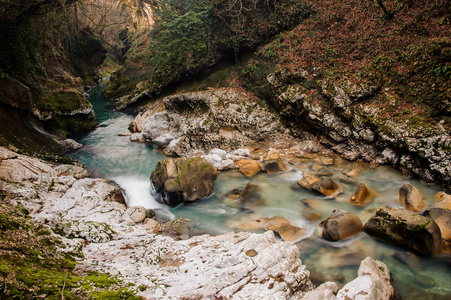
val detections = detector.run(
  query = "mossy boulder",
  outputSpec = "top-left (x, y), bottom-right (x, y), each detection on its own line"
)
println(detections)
top-left (363, 208), bottom-right (444, 256)
top-left (151, 157), bottom-right (217, 206)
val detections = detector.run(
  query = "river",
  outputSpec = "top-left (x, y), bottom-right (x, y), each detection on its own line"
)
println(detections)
top-left (71, 86), bottom-right (451, 299)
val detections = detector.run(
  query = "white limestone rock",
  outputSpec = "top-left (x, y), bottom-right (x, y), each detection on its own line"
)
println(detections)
top-left (336, 257), bottom-right (397, 300)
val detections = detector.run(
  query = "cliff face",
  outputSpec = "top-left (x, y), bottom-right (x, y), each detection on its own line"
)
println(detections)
top-left (110, 0), bottom-right (450, 188)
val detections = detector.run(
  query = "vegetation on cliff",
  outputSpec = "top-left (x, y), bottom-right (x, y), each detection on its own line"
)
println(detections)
top-left (103, 0), bottom-right (313, 101)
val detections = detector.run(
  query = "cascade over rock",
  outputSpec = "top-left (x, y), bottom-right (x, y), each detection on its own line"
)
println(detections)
top-left (151, 157), bottom-right (217, 206)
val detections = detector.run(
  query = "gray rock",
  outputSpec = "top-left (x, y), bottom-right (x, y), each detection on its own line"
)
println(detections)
top-left (58, 139), bottom-right (83, 152)
top-left (336, 257), bottom-right (399, 300)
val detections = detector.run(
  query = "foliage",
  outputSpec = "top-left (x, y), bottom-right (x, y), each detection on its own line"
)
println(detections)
top-left (105, 0), bottom-right (313, 99)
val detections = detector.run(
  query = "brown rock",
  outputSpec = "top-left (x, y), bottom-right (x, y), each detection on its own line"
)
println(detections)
top-left (342, 169), bottom-right (359, 177)
top-left (320, 210), bottom-right (363, 241)
top-left (399, 183), bottom-right (426, 212)
top-left (237, 159), bottom-right (260, 177)
top-left (235, 216), bottom-right (306, 242)
top-left (428, 208), bottom-right (451, 246)
top-left (262, 150), bottom-right (286, 174)
top-left (350, 183), bottom-right (374, 206)
top-left (298, 174), bottom-right (343, 198)
top-left (433, 191), bottom-right (451, 210)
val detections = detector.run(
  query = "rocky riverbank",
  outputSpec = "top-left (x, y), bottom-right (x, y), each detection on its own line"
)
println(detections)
top-left (0, 146), bottom-right (401, 299)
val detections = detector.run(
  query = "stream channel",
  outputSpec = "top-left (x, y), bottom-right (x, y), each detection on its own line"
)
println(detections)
top-left (71, 86), bottom-right (451, 299)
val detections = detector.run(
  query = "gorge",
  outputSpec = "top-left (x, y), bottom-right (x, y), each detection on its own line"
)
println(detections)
top-left (0, 0), bottom-right (450, 299)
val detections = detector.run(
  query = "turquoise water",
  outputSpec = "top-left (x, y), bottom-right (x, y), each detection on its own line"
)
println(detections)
top-left (72, 86), bottom-right (451, 298)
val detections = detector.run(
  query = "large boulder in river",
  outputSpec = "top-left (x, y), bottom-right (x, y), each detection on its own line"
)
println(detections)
top-left (398, 183), bottom-right (426, 212)
top-left (363, 208), bottom-right (443, 256)
top-left (151, 157), bottom-right (217, 206)
top-left (320, 210), bottom-right (363, 241)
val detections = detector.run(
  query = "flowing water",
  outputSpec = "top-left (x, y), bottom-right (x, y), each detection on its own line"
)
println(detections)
top-left (71, 86), bottom-right (451, 299)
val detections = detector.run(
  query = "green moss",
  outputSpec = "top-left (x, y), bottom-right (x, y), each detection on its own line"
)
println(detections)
top-left (39, 91), bottom-right (91, 113)
top-left (0, 203), bottom-right (140, 299)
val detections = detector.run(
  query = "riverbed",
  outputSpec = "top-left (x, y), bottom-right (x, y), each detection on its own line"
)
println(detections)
top-left (71, 86), bottom-right (451, 299)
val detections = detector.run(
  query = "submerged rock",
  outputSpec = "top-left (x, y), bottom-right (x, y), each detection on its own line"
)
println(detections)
top-left (234, 216), bottom-right (306, 242)
top-left (350, 183), bottom-right (374, 206)
top-left (363, 208), bottom-right (443, 256)
top-left (150, 157), bottom-right (217, 206)
top-left (320, 210), bottom-right (363, 241)
top-left (399, 183), bottom-right (426, 212)
top-left (298, 174), bottom-right (343, 198)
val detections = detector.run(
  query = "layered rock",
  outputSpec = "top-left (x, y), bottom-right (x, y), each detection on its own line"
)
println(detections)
top-left (363, 208), bottom-right (443, 256)
top-left (266, 70), bottom-right (451, 188)
top-left (130, 88), bottom-right (292, 157)
top-left (150, 157), bottom-right (217, 206)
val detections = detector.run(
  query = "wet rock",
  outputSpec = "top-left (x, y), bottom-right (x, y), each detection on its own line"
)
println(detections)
top-left (223, 183), bottom-right (264, 210)
top-left (151, 157), bottom-right (217, 206)
top-left (433, 191), bottom-right (451, 210)
top-left (262, 150), bottom-right (286, 174)
top-left (399, 183), bottom-right (426, 212)
top-left (58, 139), bottom-right (83, 152)
top-left (235, 216), bottom-right (306, 241)
top-left (237, 159), bottom-right (260, 177)
top-left (320, 210), bottom-right (363, 241)
top-left (427, 208), bottom-right (451, 251)
top-left (343, 168), bottom-right (359, 177)
top-left (298, 174), bottom-right (343, 198)
top-left (363, 208), bottom-right (443, 256)
top-left (303, 209), bottom-right (322, 221)
top-left (336, 257), bottom-right (399, 300)
top-left (161, 217), bottom-right (195, 240)
top-left (350, 183), bottom-right (374, 206)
